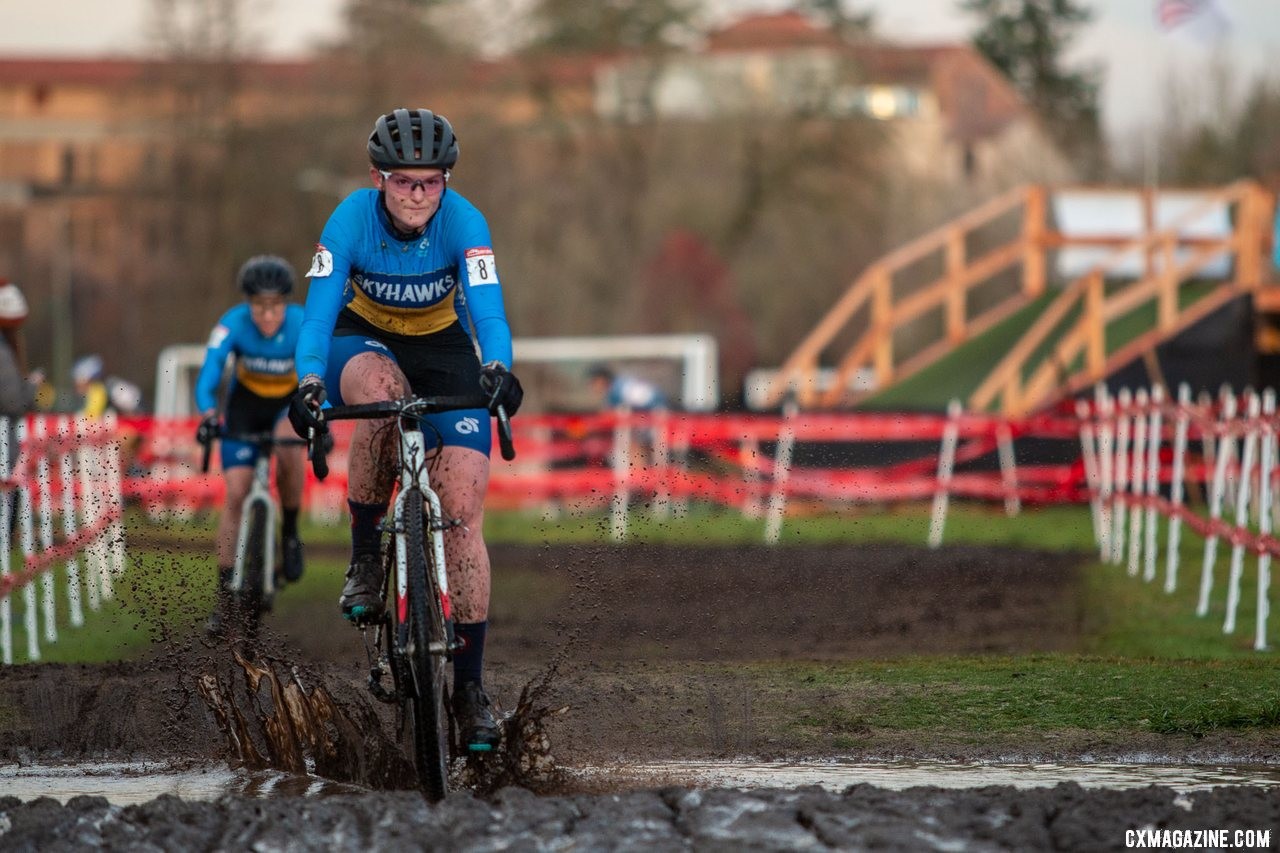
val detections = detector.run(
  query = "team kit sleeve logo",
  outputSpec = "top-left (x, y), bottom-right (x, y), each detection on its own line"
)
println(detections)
top-left (465, 247), bottom-right (499, 286)
top-left (207, 325), bottom-right (230, 348)
top-left (307, 244), bottom-right (334, 278)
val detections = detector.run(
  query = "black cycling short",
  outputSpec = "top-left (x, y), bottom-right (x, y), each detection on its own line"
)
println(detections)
top-left (325, 312), bottom-right (490, 453)
top-left (222, 384), bottom-right (291, 468)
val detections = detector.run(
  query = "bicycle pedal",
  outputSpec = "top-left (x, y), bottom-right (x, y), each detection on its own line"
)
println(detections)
top-left (343, 606), bottom-right (384, 627)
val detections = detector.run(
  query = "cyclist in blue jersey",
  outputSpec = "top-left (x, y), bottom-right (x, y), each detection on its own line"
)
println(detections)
top-left (196, 256), bottom-right (307, 632)
top-left (289, 108), bottom-right (523, 751)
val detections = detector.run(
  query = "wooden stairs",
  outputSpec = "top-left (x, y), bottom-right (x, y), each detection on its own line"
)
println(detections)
top-left (765, 181), bottom-right (1277, 416)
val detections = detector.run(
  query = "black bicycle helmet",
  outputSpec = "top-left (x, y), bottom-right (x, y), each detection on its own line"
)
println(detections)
top-left (367, 108), bottom-right (459, 170)
top-left (238, 255), bottom-right (295, 297)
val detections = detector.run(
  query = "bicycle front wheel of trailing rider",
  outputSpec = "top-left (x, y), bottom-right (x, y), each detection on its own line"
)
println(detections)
top-left (401, 487), bottom-right (451, 801)
top-left (239, 500), bottom-right (269, 635)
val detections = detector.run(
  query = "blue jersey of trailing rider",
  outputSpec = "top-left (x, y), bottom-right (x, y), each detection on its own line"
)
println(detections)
top-left (295, 188), bottom-right (513, 381)
top-left (195, 303), bottom-right (303, 413)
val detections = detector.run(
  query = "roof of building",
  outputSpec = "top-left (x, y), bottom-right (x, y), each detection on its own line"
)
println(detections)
top-left (705, 11), bottom-right (847, 51)
top-left (0, 13), bottom-right (1033, 140)
top-left (0, 56), bottom-right (320, 88)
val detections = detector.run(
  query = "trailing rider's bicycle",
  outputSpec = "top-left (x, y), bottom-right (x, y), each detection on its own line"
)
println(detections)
top-left (305, 394), bottom-right (514, 802)
top-left (199, 428), bottom-right (309, 635)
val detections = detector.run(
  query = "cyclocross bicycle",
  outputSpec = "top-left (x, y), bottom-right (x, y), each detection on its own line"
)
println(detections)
top-left (306, 395), bottom-right (514, 801)
top-left (200, 429), bottom-right (309, 634)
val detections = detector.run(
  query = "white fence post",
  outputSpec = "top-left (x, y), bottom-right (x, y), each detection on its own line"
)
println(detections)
top-left (1198, 390), bottom-right (1237, 617)
top-left (1224, 391), bottom-right (1261, 635)
top-left (996, 422), bottom-right (1020, 517)
top-left (34, 418), bottom-right (58, 644)
top-left (764, 398), bottom-right (798, 545)
top-left (1111, 388), bottom-right (1133, 565)
top-left (651, 408), bottom-right (671, 520)
top-left (1143, 385), bottom-right (1164, 582)
top-left (1127, 389), bottom-right (1149, 577)
top-left (927, 400), bottom-right (962, 549)
top-left (1096, 386), bottom-right (1115, 562)
top-left (1255, 390), bottom-right (1275, 651)
top-left (18, 421), bottom-right (37, 660)
top-left (103, 412), bottom-right (127, 585)
top-left (1165, 383), bottom-right (1192, 594)
top-left (610, 405), bottom-right (632, 543)
top-left (0, 416), bottom-right (11, 666)
top-left (59, 417), bottom-right (91, 619)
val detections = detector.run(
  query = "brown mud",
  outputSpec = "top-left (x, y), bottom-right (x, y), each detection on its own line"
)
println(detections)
top-left (2, 542), bottom-right (1278, 850)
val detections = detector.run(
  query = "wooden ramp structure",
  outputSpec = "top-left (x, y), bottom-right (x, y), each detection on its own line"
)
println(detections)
top-left (765, 181), bottom-right (1277, 415)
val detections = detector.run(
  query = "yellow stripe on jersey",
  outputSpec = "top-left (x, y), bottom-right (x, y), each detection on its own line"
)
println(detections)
top-left (347, 286), bottom-right (460, 337)
top-left (237, 365), bottom-right (298, 399)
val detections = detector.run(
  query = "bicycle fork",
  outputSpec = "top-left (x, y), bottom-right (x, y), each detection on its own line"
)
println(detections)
top-left (229, 456), bottom-right (276, 600)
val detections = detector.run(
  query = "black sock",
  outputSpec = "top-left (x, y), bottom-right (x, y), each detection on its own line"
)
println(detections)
top-left (452, 621), bottom-right (487, 687)
top-left (217, 566), bottom-right (232, 593)
top-left (281, 508), bottom-right (299, 540)
top-left (348, 500), bottom-right (388, 558)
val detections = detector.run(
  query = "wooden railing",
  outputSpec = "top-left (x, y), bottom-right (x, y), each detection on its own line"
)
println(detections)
top-left (768, 180), bottom-right (1277, 413)
top-left (970, 180), bottom-right (1273, 416)
top-left (764, 185), bottom-right (1047, 408)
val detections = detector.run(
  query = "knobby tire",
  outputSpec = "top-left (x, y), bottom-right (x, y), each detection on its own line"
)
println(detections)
top-left (240, 501), bottom-right (269, 635)
top-left (402, 487), bottom-right (451, 801)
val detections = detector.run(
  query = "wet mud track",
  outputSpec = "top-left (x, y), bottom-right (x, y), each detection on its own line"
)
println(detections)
top-left (3, 542), bottom-right (1278, 850)
top-left (4, 785), bottom-right (1278, 851)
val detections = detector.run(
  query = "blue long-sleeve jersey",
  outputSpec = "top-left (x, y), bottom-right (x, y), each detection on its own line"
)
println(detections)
top-left (295, 188), bottom-right (514, 381)
top-left (195, 303), bottom-right (304, 413)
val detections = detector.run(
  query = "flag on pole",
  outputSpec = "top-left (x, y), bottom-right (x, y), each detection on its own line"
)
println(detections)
top-left (1155, 0), bottom-right (1231, 41)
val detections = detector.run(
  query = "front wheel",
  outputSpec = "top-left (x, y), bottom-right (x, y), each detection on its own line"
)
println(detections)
top-left (237, 501), bottom-right (269, 635)
top-left (401, 488), bottom-right (451, 801)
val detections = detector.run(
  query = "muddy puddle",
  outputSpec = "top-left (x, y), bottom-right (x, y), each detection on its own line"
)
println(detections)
top-left (590, 758), bottom-right (1280, 794)
top-left (0, 762), bottom-right (367, 805)
top-left (9, 757), bottom-right (1280, 806)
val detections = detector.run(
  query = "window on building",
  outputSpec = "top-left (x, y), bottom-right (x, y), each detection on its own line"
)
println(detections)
top-left (831, 85), bottom-right (921, 119)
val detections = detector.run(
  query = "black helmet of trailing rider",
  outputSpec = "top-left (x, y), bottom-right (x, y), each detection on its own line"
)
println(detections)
top-left (238, 255), bottom-right (295, 297)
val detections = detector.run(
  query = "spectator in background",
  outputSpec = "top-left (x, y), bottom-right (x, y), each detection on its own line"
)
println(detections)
top-left (587, 364), bottom-right (667, 412)
top-left (0, 279), bottom-right (33, 478)
top-left (587, 364), bottom-right (669, 472)
top-left (0, 279), bottom-right (32, 525)
top-left (27, 368), bottom-right (55, 412)
top-left (72, 354), bottom-right (109, 417)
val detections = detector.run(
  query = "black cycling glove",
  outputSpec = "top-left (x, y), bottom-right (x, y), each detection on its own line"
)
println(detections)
top-left (288, 375), bottom-right (328, 439)
top-left (479, 361), bottom-right (523, 417)
top-left (195, 414), bottom-right (220, 446)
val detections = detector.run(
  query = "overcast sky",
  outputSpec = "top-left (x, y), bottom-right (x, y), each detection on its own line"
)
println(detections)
top-left (1, 0), bottom-right (1276, 144)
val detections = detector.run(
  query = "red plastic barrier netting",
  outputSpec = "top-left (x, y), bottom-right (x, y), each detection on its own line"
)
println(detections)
top-left (118, 411), bottom-right (1086, 512)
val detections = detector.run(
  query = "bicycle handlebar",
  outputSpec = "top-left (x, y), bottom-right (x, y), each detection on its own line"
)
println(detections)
top-left (305, 394), bottom-right (516, 480)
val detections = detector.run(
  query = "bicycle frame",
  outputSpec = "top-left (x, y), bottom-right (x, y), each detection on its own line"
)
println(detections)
top-left (229, 451), bottom-right (277, 600)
